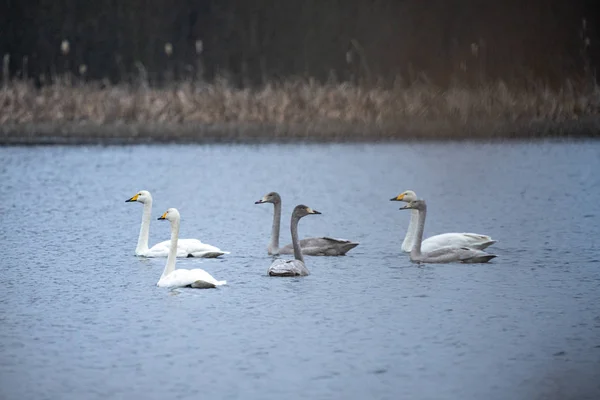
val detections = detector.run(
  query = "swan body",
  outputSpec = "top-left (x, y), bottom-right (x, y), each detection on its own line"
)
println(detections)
top-left (267, 205), bottom-right (320, 277)
top-left (146, 239), bottom-right (226, 258)
top-left (156, 208), bottom-right (226, 288)
top-left (391, 190), bottom-right (496, 252)
top-left (279, 237), bottom-right (358, 256)
top-left (268, 259), bottom-right (310, 277)
top-left (400, 200), bottom-right (496, 264)
top-left (256, 192), bottom-right (358, 256)
top-left (126, 190), bottom-right (228, 258)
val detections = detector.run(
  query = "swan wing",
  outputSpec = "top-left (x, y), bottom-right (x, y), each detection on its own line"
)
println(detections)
top-left (418, 246), bottom-right (496, 264)
top-left (145, 242), bottom-right (189, 258)
top-left (280, 237), bottom-right (359, 256)
top-left (152, 238), bottom-right (229, 258)
top-left (267, 259), bottom-right (310, 276)
top-left (421, 233), bottom-right (495, 252)
top-left (178, 239), bottom-right (230, 257)
top-left (157, 269), bottom-right (226, 288)
top-left (457, 247), bottom-right (497, 263)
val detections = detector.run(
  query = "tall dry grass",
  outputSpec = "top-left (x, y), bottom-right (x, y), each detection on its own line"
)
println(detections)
top-left (1, 75), bottom-right (600, 142)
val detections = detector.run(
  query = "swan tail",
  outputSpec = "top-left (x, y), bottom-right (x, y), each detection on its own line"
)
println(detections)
top-left (190, 251), bottom-right (227, 258)
top-left (462, 254), bottom-right (497, 263)
top-left (470, 240), bottom-right (497, 250)
top-left (190, 279), bottom-right (226, 288)
top-left (269, 270), bottom-right (299, 277)
top-left (191, 280), bottom-right (217, 289)
top-left (338, 242), bottom-right (359, 255)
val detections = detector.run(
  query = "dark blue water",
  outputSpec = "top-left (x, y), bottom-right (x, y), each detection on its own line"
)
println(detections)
top-left (1, 141), bottom-right (599, 400)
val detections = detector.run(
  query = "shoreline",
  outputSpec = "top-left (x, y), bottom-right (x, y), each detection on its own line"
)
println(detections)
top-left (1, 118), bottom-right (600, 146)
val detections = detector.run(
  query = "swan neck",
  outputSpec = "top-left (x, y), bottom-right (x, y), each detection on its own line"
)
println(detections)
top-left (161, 217), bottom-right (179, 279)
top-left (290, 214), bottom-right (304, 263)
top-left (269, 201), bottom-right (281, 254)
top-left (136, 199), bottom-right (152, 254)
top-left (402, 209), bottom-right (419, 252)
top-left (411, 205), bottom-right (426, 258)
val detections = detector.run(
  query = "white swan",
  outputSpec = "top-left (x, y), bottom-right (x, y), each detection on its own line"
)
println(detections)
top-left (126, 190), bottom-right (228, 258)
top-left (390, 190), bottom-right (496, 252)
top-left (255, 192), bottom-right (358, 256)
top-left (400, 200), bottom-right (497, 263)
top-left (156, 208), bottom-right (227, 288)
top-left (268, 205), bottom-right (320, 277)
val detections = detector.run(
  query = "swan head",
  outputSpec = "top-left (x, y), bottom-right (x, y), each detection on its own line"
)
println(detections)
top-left (157, 208), bottom-right (180, 222)
top-left (293, 204), bottom-right (321, 218)
top-left (255, 191), bottom-right (281, 205)
top-left (126, 190), bottom-right (152, 204)
top-left (390, 190), bottom-right (417, 202)
top-left (399, 199), bottom-right (426, 211)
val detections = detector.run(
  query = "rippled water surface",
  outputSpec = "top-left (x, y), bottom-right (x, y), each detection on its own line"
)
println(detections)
top-left (1, 141), bottom-right (600, 400)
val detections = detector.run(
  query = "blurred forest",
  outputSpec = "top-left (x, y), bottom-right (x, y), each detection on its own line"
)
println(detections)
top-left (2, 0), bottom-right (599, 88)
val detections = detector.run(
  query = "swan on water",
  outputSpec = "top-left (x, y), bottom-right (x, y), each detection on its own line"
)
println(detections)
top-left (126, 190), bottom-right (228, 258)
top-left (268, 205), bottom-right (321, 277)
top-left (156, 208), bottom-right (227, 288)
top-left (390, 190), bottom-right (496, 252)
top-left (400, 199), bottom-right (496, 264)
top-left (255, 192), bottom-right (358, 256)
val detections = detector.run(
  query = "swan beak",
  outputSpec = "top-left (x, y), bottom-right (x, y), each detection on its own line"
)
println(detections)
top-left (307, 208), bottom-right (321, 214)
top-left (126, 194), bottom-right (139, 202)
top-left (254, 199), bottom-right (265, 204)
top-left (390, 194), bottom-right (404, 201)
top-left (399, 205), bottom-right (411, 210)
top-left (157, 211), bottom-right (168, 220)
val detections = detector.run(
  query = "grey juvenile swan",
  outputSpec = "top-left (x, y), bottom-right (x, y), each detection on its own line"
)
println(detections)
top-left (400, 199), bottom-right (497, 264)
top-left (391, 190), bottom-right (496, 252)
top-left (268, 205), bottom-right (320, 277)
top-left (255, 192), bottom-right (358, 256)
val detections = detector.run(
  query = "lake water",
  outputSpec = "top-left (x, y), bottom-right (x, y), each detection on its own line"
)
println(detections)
top-left (1, 141), bottom-right (599, 400)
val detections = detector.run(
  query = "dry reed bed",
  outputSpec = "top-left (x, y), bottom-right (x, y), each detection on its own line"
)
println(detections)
top-left (1, 78), bottom-right (600, 142)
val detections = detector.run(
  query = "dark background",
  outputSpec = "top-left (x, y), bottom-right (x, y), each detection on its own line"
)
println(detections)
top-left (2, 0), bottom-right (599, 87)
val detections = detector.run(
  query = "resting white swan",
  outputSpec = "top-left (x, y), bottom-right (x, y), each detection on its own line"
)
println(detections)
top-left (126, 190), bottom-right (228, 258)
top-left (390, 190), bottom-right (496, 252)
top-left (255, 192), bottom-right (358, 256)
top-left (156, 208), bottom-right (226, 288)
top-left (400, 200), bottom-right (496, 264)
top-left (268, 205), bottom-right (320, 277)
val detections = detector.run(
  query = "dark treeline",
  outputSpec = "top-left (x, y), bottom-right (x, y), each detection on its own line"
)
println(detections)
top-left (2, 0), bottom-right (599, 88)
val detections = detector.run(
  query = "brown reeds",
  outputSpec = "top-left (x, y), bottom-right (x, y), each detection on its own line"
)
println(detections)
top-left (1, 74), bottom-right (599, 144)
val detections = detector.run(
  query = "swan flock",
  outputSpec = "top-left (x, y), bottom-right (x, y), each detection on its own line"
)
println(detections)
top-left (125, 189), bottom-right (497, 288)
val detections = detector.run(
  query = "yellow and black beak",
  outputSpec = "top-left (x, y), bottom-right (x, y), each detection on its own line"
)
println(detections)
top-left (307, 207), bottom-right (321, 215)
top-left (157, 211), bottom-right (168, 220)
top-left (126, 194), bottom-right (140, 203)
top-left (390, 194), bottom-right (405, 201)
